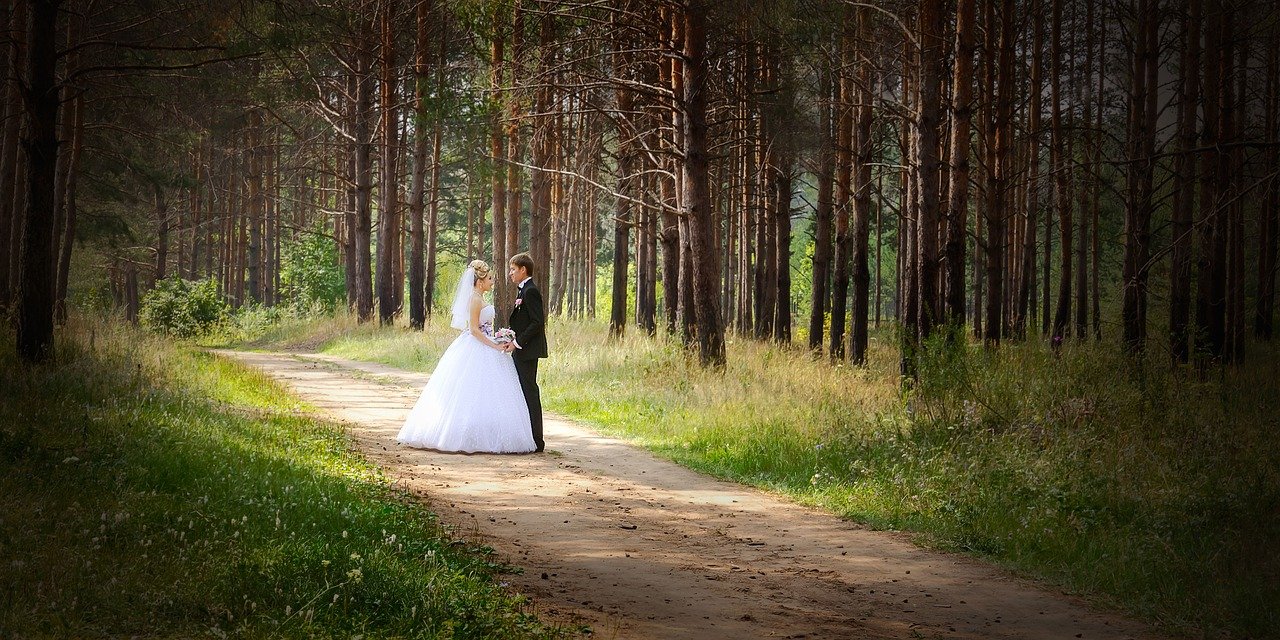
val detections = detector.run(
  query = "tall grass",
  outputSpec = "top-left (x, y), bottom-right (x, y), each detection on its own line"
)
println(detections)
top-left (0, 318), bottom-right (575, 639)
top-left (242, 313), bottom-right (1280, 637)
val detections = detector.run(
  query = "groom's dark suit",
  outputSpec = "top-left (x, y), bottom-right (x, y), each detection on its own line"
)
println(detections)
top-left (509, 278), bottom-right (547, 451)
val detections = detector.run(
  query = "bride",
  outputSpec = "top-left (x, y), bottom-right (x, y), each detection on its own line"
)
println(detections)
top-left (397, 259), bottom-right (537, 454)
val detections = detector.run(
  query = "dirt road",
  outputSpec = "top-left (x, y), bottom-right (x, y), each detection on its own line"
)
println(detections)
top-left (215, 350), bottom-right (1161, 640)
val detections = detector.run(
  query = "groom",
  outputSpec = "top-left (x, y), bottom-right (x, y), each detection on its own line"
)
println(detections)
top-left (505, 252), bottom-right (547, 452)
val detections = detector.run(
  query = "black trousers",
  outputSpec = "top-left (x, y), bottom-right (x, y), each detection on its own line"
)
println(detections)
top-left (513, 358), bottom-right (543, 449)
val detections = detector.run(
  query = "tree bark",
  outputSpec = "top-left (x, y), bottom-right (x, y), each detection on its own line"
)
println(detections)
top-left (943, 0), bottom-right (976, 328)
top-left (375, 0), bottom-right (400, 324)
top-left (1121, 0), bottom-right (1159, 353)
top-left (830, 9), bottom-right (854, 360)
top-left (772, 157), bottom-right (792, 344)
top-left (850, 11), bottom-right (874, 364)
top-left (808, 61), bottom-right (835, 352)
top-left (155, 183), bottom-right (170, 283)
top-left (530, 8), bottom-right (556, 285)
top-left (408, 0), bottom-right (430, 330)
top-left (0, 0), bottom-right (26, 313)
top-left (54, 91), bottom-right (83, 325)
top-left (16, 0), bottom-right (60, 362)
top-left (425, 30), bottom-right (444, 319)
top-left (490, 6), bottom-right (509, 322)
top-left (1016, 0), bottom-right (1044, 339)
top-left (1196, 0), bottom-right (1228, 361)
top-left (1050, 0), bottom-right (1072, 344)
top-left (985, 0), bottom-right (1014, 345)
top-left (682, 0), bottom-right (725, 367)
top-left (353, 17), bottom-right (376, 322)
top-left (609, 12), bottom-right (634, 338)
top-left (915, 0), bottom-right (945, 346)
top-left (1258, 21), bottom-right (1278, 340)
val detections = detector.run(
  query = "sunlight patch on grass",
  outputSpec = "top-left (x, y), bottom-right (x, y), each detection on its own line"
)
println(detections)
top-left (1, 318), bottom-right (576, 639)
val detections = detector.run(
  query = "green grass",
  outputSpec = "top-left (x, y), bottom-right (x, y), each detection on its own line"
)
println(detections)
top-left (241, 312), bottom-right (1280, 638)
top-left (0, 318), bottom-right (577, 639)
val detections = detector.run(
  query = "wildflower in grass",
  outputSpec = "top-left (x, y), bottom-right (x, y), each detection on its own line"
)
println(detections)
top-left (346, 568), bottom-right (363, 583)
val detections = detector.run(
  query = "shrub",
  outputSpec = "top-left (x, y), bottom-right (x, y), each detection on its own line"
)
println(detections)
top-left (139, 277), bottom-right (227, 338)
top-left (280, 231), bottom-right (345, 312)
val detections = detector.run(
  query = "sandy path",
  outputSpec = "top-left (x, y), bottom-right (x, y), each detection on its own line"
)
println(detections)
top-left (215, 350), bottom-right (1162, 640)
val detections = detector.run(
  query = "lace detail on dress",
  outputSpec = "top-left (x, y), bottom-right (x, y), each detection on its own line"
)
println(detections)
top-left (478, 320), bottom-right (495, 337)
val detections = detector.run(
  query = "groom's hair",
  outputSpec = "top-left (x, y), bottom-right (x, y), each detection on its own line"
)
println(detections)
top-left (510, 252), bottom-right (534, 277)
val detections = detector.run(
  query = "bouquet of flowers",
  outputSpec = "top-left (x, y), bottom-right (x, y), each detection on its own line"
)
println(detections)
top-left (494, 327), bottom-right (517, 345)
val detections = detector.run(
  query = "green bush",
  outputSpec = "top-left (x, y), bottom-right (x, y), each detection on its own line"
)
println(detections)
top-left (280, 231), bottom-right (345, 312)
top-left (139, 276), bottom-right (228, 337)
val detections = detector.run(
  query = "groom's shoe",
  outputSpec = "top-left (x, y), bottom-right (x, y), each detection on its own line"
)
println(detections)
top-left (535, 443), bottom-right (545, 453)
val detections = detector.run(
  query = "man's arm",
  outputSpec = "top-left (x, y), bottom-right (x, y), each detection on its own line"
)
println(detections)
top-left (514, 286), bottom-right (546, 349)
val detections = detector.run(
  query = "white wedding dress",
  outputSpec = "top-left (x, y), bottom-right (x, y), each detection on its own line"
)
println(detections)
top-left (397, 303), bottom-right (536, 453)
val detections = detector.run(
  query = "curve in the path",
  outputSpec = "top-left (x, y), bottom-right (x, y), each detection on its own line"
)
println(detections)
top-left (215, 350), bottom-right (1162, 640)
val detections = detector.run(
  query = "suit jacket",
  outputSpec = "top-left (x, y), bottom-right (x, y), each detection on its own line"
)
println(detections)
top-left (509, 279), bottom-right (548, 361)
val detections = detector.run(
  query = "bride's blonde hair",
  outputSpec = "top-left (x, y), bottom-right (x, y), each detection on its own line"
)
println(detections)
top-left (469, 259), bottom-right (492, 284)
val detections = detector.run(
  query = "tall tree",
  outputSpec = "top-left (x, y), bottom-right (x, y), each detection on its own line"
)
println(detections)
top-left (1050, 0), bottom-right (1073, 344)
top-left (915, 0), bottom-right (945, 345)
top-left (0, 0), bottom-right (25, 313)
top-left (490, 4), bottom-right (509, 321)
top-left (849, 9), bottom-right (874, 364)
top-left (943, 0), bottom-right (976, 328)
top-left (681, 0), bottom-right (725, 367)
top-left (1258, 21), bottom-right (1278, 340)
top-left (1196, 0), bottom-right (1228, 361)
top-left (1015, 0), bottom-right (1045, 339)
top-left (829, 8), bottom-right (854, 360)
top-left (985, 0), bottom-right (1014, 345)
top-left (1121, 0), bottom-right (1159, 353)
top-left (808, 60), bottom-right (835, 353)
top-left (375, 0), bottom-right (400, 324)
top-left (408, 0), bottom-right (431, 330)
top-left (16, 0), bottom-right (61, 362)
top-left (352, 16), bottom-right (376, 322)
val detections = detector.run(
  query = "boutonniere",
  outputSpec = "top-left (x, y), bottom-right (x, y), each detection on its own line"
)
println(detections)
top-left (515, 298), bottom-right (523, 307)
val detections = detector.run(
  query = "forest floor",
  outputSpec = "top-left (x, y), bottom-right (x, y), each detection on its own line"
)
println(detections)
top-left (215, 348), bottom-right (1164, 640)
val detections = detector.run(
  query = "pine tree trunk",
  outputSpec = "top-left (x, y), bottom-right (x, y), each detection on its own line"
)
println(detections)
top-left (1196, 0), bottom-right (1228, 361)
top-left (16, 0), bottom-right (60, 362)
top-left (246, 104), bottom-right (262, 302)
top-left (1050, 0), bottom-right (1072, 344)
top-left (915, 0), bottom-right (945, 345)
top-left (375, 0), bottom-right (399, 324)
top-left (830, 9), bottom-right (854, 359)
top-left (1225, 29), bottom-right (1246, 363)
top-left (1258, 24), bottom-right (1278, 340)
top-left (426, 38), bottom-right (444, 318)
top-left (1121, 0), bottom-right (1159, 353)
top-left (681, 0), bottom-right (725, 367)
top-left (530, 9), bottom-right (556, 285)
top-left (54, 91), bottom-right (83, 325)
top-left (808, 62), bottom-right (835, 352)
top-left (609, 12), bottom-right (634, 338)
top-left (0, 0), bottom-right (25, 313)
top-left (772, 157), bottom-right (792, 344)
top-left (408, 0), bottom-right (430, 329)
top-left (1016, 0), bottom-right (1044, 339)
top-left (489, 8), bottom-right (509, 322)
top-left (353, 19), bottom-right (376, 322)
top-left (985, 0), bottom-right (1014, 345)
top-left (850, 10), bottom-right (874, 364)
top-left (263, 129), bottom-right (277, 307)
top-left (944, 0), bottom-right (976, 328)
